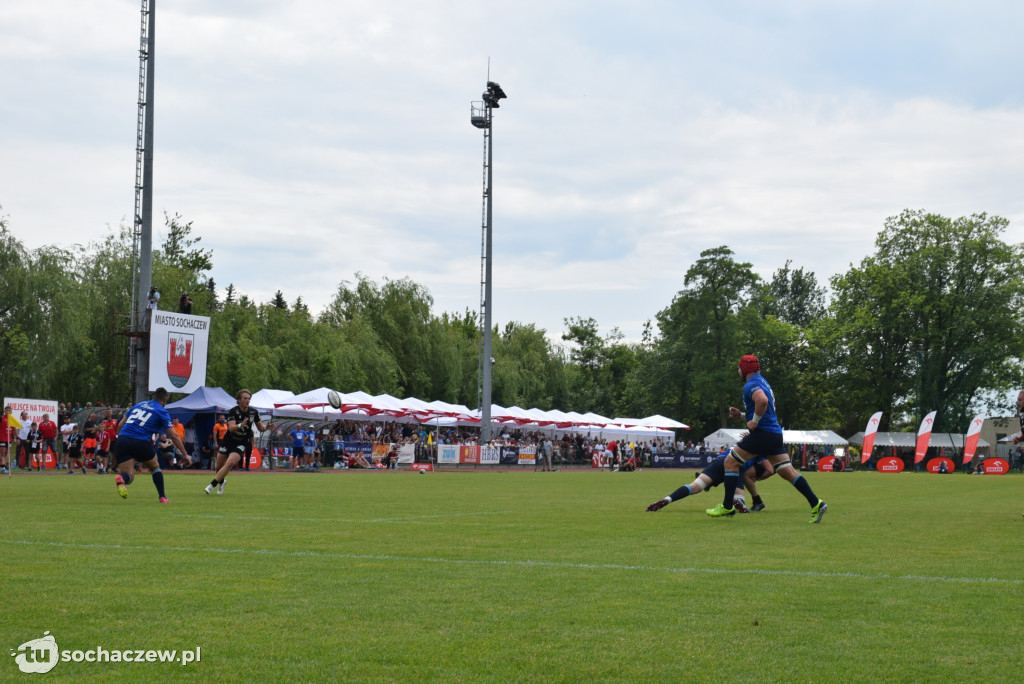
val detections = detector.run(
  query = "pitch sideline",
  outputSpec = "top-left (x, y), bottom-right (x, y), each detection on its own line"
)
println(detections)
top-left (2, 538), bottom-right (1021, 586)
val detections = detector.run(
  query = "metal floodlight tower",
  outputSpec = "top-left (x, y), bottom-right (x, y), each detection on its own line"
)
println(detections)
top-left (471, 80), bottom-right (506, 444)
top-left (131, 0), bottom-right (156, 403)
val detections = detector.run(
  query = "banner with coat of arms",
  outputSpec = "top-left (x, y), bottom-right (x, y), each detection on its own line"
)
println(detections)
top-left (148, 311), bottom-right (211, 394)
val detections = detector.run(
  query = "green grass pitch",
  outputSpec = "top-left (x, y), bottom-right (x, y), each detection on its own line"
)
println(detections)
top-left (2, 468), bottom-right (1022, 682)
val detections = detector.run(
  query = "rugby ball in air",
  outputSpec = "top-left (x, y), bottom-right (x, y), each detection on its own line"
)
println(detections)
top-left (327, 390), bottom-right (342, 409)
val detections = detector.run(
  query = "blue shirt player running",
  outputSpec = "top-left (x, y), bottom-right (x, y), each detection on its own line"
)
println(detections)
top-left (706, 355), bottom-right (828, 523)
top-left (113, 387), bottom-right (191, 503)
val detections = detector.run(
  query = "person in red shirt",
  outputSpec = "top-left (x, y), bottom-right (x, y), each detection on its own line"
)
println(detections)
top-left (607, 440), bottom-right (619, 470)
top-left (101, 409), bottom-right (119, 474)
top-left (37, 414), bottom-right (59, 469)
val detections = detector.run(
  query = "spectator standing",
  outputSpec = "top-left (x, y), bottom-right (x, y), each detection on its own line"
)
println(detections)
top-left (82, 412), bottom-right (100, 469)
top-left (17, 411), bottom-right (32, 469)
top-left (171, 416), bottom-right (185, 443)
top-left (304, 425), bottom-right (319, 468)
top-left (212, 414), bottom-right (227, 461)
top-left (183, 419), bottom-right (197, 465)
top-left (66, 426), bottom-right (85, 474)
top-left (37, 414), bottom-right (58, 468)
top-left (288, 424), bottom-right (306, 469)
top-left (59, 415), bottom-right (76, 469)
top-left (101, 409), bottom-right (119, 474)
top-left (25, 422), bottom-right (41, 470)
top-left (0, 405), bottom-right (15, 474)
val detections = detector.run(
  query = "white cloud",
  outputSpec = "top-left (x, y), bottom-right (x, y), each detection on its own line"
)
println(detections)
top-left (2, 0), bottom-right (1024, 342)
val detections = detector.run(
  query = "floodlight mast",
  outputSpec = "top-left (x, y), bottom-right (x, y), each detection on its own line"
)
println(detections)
top-left (471, 81), bottom-right (506, 444)
top-left (131, 0), bottom-right (156, 403)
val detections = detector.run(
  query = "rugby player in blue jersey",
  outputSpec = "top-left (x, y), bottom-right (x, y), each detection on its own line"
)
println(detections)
top-left (646, 453), bottom-right (775, 513)
top-left (113, 387), bottom-right (191, 503)
top-left (707, 355), bottom-right (827, 523)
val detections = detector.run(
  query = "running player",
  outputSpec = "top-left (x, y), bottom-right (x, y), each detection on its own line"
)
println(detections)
top-left (707, 355), bottom-right (827, 523)
top-left (205, 389), bottom-right (264, 495)
top-left (647, 454), bottom-right (775, 513)
top-left (113, 388), bottom-right (190, 502)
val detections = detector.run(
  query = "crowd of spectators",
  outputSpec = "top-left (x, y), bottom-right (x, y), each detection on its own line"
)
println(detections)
top-left (22, 400), bottom-right (1021, 474)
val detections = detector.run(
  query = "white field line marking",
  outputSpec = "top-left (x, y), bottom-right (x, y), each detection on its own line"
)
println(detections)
top-left (171, 511), bottom-right (515, 525)
top-left (2, 539), bottom-right (1021, 586)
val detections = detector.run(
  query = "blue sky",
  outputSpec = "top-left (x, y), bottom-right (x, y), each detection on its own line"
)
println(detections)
top-left (2, 0), bottom-right (1023, 342)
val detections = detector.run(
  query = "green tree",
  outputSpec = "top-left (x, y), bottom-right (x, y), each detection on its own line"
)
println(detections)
top-left (654, 246), bottom-right (759, 433)
top-left (560, 317), bottom-right (637, 416)
top-left (823, 209), bottom-right (1024, 433)
top-left (324, 274), bottom-right (435, 397)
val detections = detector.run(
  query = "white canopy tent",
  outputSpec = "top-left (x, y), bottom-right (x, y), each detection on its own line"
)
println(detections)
top-left (615, 414), bottom-right (690, 430)
top-left (847, 432), bottom-right (990, 449)
top-left (704, 429), bottom-right (848, 449)
top-left (250, 389), bottom-right (296, 414)
top-left (250, 387), bottom-right (691, 434)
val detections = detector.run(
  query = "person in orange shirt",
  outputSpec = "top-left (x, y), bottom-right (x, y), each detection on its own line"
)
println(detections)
top-left (212, 415), bottom-right (227, 468)
top-left (171, 416), bottom-right (185, 441)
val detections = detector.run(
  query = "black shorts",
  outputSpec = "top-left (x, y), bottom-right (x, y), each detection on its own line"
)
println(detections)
top-left (114, 436), bottom-right (158, 465)
top-left (735, 430), bottom-right (787, 461)
top-left (219, 440), bottom-right (251, 458)
top-left (68, 446), bottom-right (81, 458)
top-left (292, 447), bottom-right (305, 458)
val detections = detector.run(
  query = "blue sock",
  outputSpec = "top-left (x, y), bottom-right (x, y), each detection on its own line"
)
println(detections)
top-left (791, 474), bottom-right (819, 507)
top-left (669, 484), bottom-right (693, 501)
top-left (152, 469), bottom-right (166, 498)
top-left (120, 471), bottom-right (134, 486)
top-left (722, 471), bottom-right (740, 508)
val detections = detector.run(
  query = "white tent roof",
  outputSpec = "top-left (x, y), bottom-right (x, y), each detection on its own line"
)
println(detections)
top-left (848, 432), bottom-right (990, 448)
top-left (250, 388), bottom-right (296, 412)
top-left (785, 430), bottom-right (849, 445)
top-left (247, 389), bottom-right (691, 433)
top-left (704, 428), bottom-right (848, 448)
top-left (639, 414), bottom-right (689, 430)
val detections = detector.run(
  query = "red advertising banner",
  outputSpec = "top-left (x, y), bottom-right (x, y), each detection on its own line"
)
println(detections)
top-left (914, 411), bottom-right (937, 464)
top-left (983, 458), bottom-right (1009, 475)
top-left (246, 448), bottom-right (263, 470)
top-left (410, 463), bottom-right (433, 471)
top-left (30, 450), bottom-right (58, 470)
top-left (876, 456), bottom-right (905, 473)
top-left (817, 456), bottom-right (839, 472)
top-left (926, 457), bottom-right (955, 473)
top-left (861, 411), bottom-right (883, 463)
top-left (962, 413), bottom-right (985, 464)
top-left (459, 445), bottom-right (480, 465)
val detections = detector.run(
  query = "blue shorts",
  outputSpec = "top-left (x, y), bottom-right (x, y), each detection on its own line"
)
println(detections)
top-left (114, 436), bottom-right (158, 464)
top-left (700, 458), bottom-right (726, 487)
top-left (735, 430), bottom-right (787, 460)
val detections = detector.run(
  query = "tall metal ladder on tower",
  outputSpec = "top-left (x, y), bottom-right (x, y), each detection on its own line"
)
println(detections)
top-left (476, 118), bottom-right (491, 413)
top-left (128, 0), bottom-right (151, 393)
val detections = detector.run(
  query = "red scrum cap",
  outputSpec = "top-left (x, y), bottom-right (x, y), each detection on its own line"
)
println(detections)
top-left (738, 355), bottom-right (760, 377)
